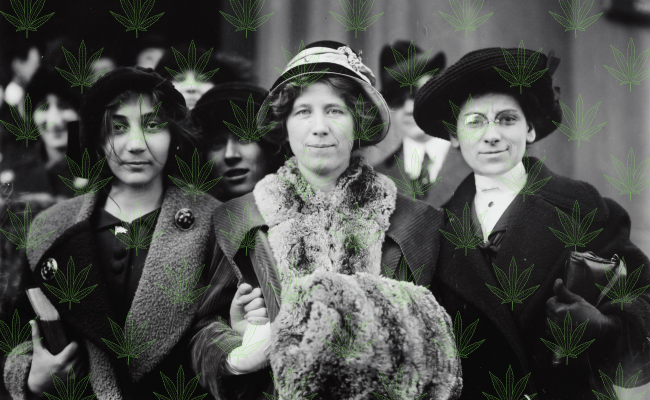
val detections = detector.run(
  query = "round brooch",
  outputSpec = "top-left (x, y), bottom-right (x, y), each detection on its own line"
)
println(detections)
top-left (40, 258), bottom-right (58, 281)
top-left (175, 208), bottom-right (195, 231)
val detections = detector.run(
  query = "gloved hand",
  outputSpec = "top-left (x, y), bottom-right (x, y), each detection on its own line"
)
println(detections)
top-left (545, 278), bottom-right (621, 346)
top-left (230, 283), bottom-right (269, 337)
top-left (225, 321), bottom-right (272, 375)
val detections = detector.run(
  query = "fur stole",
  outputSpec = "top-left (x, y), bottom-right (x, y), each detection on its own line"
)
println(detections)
top-left (253, 154), bottom-right (397, 286)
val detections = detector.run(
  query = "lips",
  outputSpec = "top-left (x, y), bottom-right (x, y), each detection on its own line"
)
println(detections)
top-left (307, 144), bottom-right (335, 148)
top-left (224, 168), bottom-right (249, 178)
top-left (125, 161), bottom-right (151, 165)
top-left (481, 150), bottom-right (506, 154)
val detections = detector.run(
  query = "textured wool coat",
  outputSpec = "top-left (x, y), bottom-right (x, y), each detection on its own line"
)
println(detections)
top-left (188, 181), bottom-right (458, 400)
top-left (433, 157), bottom-right (650, 400)
top-left (1, 186), bottom-right (220, 400)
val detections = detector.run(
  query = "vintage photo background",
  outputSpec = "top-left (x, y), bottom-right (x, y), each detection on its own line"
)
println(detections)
top-left (0, 0), bottom-right (649, 393)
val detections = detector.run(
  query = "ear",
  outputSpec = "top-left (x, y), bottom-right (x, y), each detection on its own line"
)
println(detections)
top-left (526, 123), bottom-right (537, 143)
top-left (449, 133), bottom-right (460, 149)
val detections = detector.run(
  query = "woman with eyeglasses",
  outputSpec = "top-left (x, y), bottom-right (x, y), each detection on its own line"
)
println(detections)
top-left (413, 47), bottom-right (650, 399)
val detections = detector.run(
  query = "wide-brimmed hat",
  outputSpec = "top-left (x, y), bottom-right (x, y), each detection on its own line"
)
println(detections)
top-left (259, 40), bottom-right (391, 147)
top-left (379, 40), bottom-right (446, 105)
top-left (192, 82), bottom-right (267, 140)
top-left (413, 45), bottom-right (562, 142)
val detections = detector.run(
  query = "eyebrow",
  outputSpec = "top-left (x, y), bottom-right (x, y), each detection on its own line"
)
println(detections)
top-left (293, 102), bottom-right (345, 109)
top-left (462, 108), bottom-right (520, 117)
top-left (112, 111), bottom-right (161, 120)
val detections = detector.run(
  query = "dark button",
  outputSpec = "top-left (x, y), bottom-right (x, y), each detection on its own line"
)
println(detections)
top-left (40, 258), bottom-right (58, 281)
top-left (175, 208), bottom-right (195, 231)
top-left (110, 260), bottom-right (125, 274)
top-left (488, 201), bottom-right (494, 207)
top-left (113, 244), bottom-right (127, 259)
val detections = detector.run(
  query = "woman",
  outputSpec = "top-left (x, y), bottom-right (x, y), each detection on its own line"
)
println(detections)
top-left (413, 46), bottom-right (650, 399)
top-left (191, 82), bottom-right (286, 202)
top-left (2, 67), bottom-right (221, 399)
top-left (188, 41), bottom-right (461, 400)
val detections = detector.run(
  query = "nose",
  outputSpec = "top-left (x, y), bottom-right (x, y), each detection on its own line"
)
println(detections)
top-left (224, 138), bottom-right (242, 162)
top-left (310, 111), bottom-right (330, 137)
top-left (481, 122), bottom-right (502, 144)
top-left (124, 133), bottom-right (147, 154)
top-left (45, 105), bottom-right (64, 129)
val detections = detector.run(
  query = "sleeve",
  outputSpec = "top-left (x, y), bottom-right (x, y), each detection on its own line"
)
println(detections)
top-left (2, 347), bottom-right (35, 400)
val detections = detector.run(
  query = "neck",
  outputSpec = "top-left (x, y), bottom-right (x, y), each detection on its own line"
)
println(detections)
top-left (44, 146), bottom-right (66, 168)
top-left (104, 176), bottom-right (165, 221)
top-left (299, 158), bottom-right (350, 195)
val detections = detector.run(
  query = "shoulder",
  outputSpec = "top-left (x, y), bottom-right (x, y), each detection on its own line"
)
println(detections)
top-left (388, 193), bottom-right (444, 236)
top-left (32, 195), bottom-right (86, 230)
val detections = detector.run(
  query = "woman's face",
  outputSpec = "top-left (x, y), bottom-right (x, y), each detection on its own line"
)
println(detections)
top-left (285, 82), bottom-right (354, 177)
top-left (394, 98), bottom-right (428, 143)
top-left (207, 132), bottom-right (270, 200)
top-left (34, 94), bottom-right (78, 153)
top-left (450, 93), bottom-right (536, 177)
top-left (103, 94), bottom-right (171, 188)
top-left (172, 72), bottom-right (215, 110)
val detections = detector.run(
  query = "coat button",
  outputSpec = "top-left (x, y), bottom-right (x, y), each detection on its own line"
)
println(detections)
top-left (174, 208), bottom-right (195, 231)
top-left (41, 258), bottom-right (58, 281)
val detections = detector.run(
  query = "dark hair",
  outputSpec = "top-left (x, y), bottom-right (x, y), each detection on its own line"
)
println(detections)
top-left (263, 75), bottom-right (382, 150)
top-left (25, 68), bottom-right (82, 111)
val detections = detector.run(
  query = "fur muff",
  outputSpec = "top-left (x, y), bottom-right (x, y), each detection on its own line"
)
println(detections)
top-left (269, 270), bottom-right (462, 400)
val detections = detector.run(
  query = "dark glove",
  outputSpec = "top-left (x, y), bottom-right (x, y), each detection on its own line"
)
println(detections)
top-left (545, 278), bottom-right (621, 348)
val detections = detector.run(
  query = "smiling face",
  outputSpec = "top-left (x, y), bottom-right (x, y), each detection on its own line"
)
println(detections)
top-left (172, 71), bottom-right (215, 110)
top-left (103, 94), bottom-right (171, 189)
top-left (285, 82), bottom-right (355, 178)
top-left (34, 94), bottom-right (78, 153)
top-left (449, 93), bottom-right (536, 177)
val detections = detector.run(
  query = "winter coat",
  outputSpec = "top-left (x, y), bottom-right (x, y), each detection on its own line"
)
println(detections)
top-left (1, 186), bottom-right (220, 400)
top-left (189, 158), bottom-right (461, 400)
top-left (433, 157), bottom-right (650, 400)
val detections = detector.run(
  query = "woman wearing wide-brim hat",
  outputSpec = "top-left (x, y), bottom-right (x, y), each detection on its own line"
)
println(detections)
top-left (188, 40), bottom-right (461, 400)
top-left (414, 46), bottom-right (650, 399)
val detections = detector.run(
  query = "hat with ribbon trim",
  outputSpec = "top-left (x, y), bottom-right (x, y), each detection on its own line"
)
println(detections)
top-left (258, 40), bottom-right (391, 147)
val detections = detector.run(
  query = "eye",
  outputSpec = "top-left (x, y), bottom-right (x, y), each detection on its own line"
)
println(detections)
top-left (499, 114), bottom-right (518, 125)
top-left (328, 107), bottom-right (345, 115)
top-left (295, 109), bottom-right (310, 116)
top-left (145, 121), bottom-right (160, 131)
top-left (113, 123), bottom-right (128, 133)
top-left (464, 114), bottom-right (485, 126)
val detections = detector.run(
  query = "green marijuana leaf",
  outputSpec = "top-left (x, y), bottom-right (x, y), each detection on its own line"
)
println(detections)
top-left (322, 311), bottom-right (375, 364)
top-left (264, 366), bottom-right (317, 400)
top-left (604, 38), bottom-right (650, 92)
top-left (592, 363), bottom-right (647, 400)
top-left (330, 202), bottom-right (384, 255)
top-left (102, 311), bottom-right (156, 365)
top-left (0, 202), bottom-right (55, 257)
top-left (0, 310), bottom-right (42, 361)
top-left (0, 93), bottom-right (54, 147)
top-left (332, 93), bottom-right (388, 148)
top-left (59, 149), bottom-right (113, 201)
top-left (376, 256), bottom-right (430, 307)
top-left (223, 94), bottom-right (277, 143)
top-left (497, 151), bottom-right (552, 201)
top-left (494, 40), bottom-right (549, 94)
top-left (540, 311), bottom-right (594, 365)
top-left (604, 147), bottom-right (650, 202)
top-left (42, 257), bottom-right (98, 311)
top-left (168, 149), bottom-right (222, 202)
top-left (56, 40), bottom-right (110, 94)
top-left (0, 0), bottom-right (54, 38)
top-left (109, 203), bottom-right (164, 257)
top-left (431, 311), bottom-right (485, 364)
top-left (42, 367), bottom-right (95, 400)
top-left (220, 0), bottom-right (274, 38)
top-left (165, 40), bottom-right (219, 91)
top-left (442, 94), bottom-right (496, 146)
top-left (595, 257), bottom-right (649, 311)
top-left (275, 41), bottom-right (329, 94)
top-left (156, 258), bottom-right (211, 311)
top-left (383, 40), bottom-right (440, 94)
top-left (482, 365), bottom-right (536, 400)
top-left (153, 365), bottom-right (207, 400)
top-left (277, 153), bottom-right (333, 200)
top-left (553, 94), bottom-right (607, 147)
top-left (110, 0), bottom-right (164, 38)
top-left (330, 0), bottom-right (384, 38)
top-left (220, 202), bottom-right (272, 256)
top-left (439, 0), bottom-right (493, 38)
top-left (373, 365), bottom-right (427, 400)
top-left (211, 316), bottom-right (266, 364)
top-left (113, 94), bottom-right (169, 146)
top-left (268, 260), bottom-right (320, 306)
top-left (387, 149), bottom-right (441, 200)
top-left (549, 0), bottom-right (603, 38)
top-left (43, 367), bottom-right (95, 400)
top-left (548, 200), bottom-right (603, 252)
top-left (485, 257), bottom-right (540, 311)
top-left (439, 202), bottom-right (491, 256)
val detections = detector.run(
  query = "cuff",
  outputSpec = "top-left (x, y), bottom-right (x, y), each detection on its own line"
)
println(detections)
top-left (3, 352), bottom-right (33, 400)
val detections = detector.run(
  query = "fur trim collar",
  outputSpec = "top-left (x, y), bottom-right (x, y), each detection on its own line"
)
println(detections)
top-left (253, 155), bottom-right (397, 286)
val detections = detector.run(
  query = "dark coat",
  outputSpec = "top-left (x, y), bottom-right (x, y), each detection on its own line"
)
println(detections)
top-left (1, 186), bottom-right (220, 400)
top-left (433, 157), bottom-right (650, 400)
top-left (188, 191), bottom-right (445, 400)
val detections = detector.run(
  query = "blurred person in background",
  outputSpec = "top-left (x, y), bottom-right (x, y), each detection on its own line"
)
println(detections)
top-left (156, 43), bottom-right (256, 110)
top-left (365, 40), bottom-right (450, 207)
top-left (191, 82), bottom-right (286, 202)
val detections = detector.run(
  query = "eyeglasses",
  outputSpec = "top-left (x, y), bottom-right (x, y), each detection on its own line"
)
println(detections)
top-left (462, 113), bottom-right (520, 130)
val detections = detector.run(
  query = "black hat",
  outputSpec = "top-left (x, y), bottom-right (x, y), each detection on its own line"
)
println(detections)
top-left (379, 40), bottom-right (446, 105)
top-left (191, 82), bottom-right (267, 141)
top-left (413, 44), bottom-right (562, 142)
top-left (78, 66), bottom-right (186, 153)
